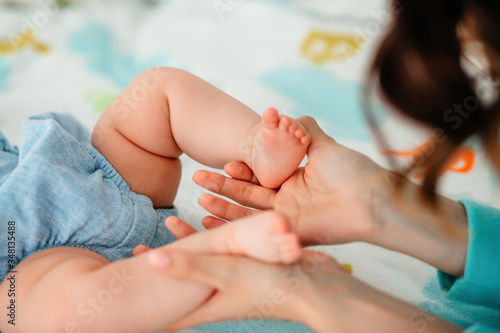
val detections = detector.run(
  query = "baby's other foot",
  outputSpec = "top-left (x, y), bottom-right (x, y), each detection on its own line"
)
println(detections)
top-left (230, 212), bottom-right (302, 264)
top-left (268, 215), bottom-right (302, 264)
top-left (252, 108), bottom-right (311, 189)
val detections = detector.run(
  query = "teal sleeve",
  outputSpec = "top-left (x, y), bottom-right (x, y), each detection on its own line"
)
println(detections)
top-left (437, 199), bottom-right (500, 309)
top-left (465, 324), bottom-right (500, 333)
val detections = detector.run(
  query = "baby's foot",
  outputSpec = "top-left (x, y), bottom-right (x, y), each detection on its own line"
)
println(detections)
top-left (251, 108), bottom-right (311, 189)
top-left (268, 215), bottom-right (303, 264)
top-left (230, 212), bottom-right (302, 264)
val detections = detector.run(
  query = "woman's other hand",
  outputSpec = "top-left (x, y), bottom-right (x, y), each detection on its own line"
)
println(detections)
top-left (146, 245), bottom-right (463, 333)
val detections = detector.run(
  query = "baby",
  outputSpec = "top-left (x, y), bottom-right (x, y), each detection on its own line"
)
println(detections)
top-left (0, 67), bottom-right (310, 333)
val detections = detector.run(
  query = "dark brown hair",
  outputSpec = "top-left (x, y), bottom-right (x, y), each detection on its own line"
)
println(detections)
top-left (367, 0), bottom-right (500, 203)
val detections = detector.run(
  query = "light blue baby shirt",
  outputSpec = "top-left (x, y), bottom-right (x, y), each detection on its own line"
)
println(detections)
top-left (0, 113), bottom-right (177, 281)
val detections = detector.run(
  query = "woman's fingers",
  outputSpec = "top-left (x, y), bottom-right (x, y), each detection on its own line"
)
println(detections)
top-left (133, 217), bottom-right (198, 256)
top-left (163, 303), bottom-right (215, 331)
top-left (150, 248), bottom-right (343, 331)
top-left (164, 293), bottom-right (235, 332)
top-left (132, 244), bottom-right (152, 256)
top-left (164, 216), bottom-right (198, 239)
top-left (193, 170), bottom-right (276, 210)
top-left (198, 193), bottom-right (262, 221)
top-left (224, 161), bottom-right (260, 184)
top-left (202, 215), bottom-right (228, 229)
top-left (149, 249), bottom-right (284, 331)
top-left (147, 249), bottom-right (235, 289)
top-left (149, 248), bottom-right (338, 291)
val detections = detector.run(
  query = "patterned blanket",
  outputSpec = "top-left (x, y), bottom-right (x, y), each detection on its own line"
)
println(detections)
top-left (1, 0), bottom-right (497, 331)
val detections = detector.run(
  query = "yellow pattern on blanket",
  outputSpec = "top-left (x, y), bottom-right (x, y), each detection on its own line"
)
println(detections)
top-left (301, 29), bottom-right (363, 65)
top-left (0, 30), bottom-right (50, 55)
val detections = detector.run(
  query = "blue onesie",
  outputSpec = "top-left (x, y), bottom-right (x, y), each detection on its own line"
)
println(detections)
top-left (0, 113), bottom-right (177, 282)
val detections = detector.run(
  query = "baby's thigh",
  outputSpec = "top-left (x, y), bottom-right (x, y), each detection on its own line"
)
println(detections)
top-left (93, 127), bottom-right (181, 208)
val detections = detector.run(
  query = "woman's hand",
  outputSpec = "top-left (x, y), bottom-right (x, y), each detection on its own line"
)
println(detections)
top-left (194, 117), bottom-right (470, 276)
top-left (142, 241), bottom-right (463, 333)
top-left (194, 116), bottom-right (388, 246)
top-left (135, 217), bottom-right (463, 333)
top-left (133, 218), bottom-right (354, 331)
top-left (152, 248), bottom-right (348, 332)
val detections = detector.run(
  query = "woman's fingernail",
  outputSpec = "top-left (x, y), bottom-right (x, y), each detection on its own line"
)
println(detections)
top-left (148, 251), bottom-right (171, 268)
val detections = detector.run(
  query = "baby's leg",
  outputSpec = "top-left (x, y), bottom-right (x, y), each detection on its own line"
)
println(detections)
top-left (165, 212), bottom-right (302, 264)
top-left (93, 68), bottom-right (257, 207)
top-left (93, 68), bottom-right (310, 207)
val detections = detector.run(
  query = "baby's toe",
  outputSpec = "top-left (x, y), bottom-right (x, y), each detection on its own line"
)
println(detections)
top-left (275, 234), bottom-right (300, 249)
top-left (300, 135), bottom-right (311, 145)
top-left (295, 127), bottom-right (306, 138)
top-left (288, 121), bottom-right (299, 134)
top-left (282, 248), bottom-right (302, 264)
top-left (262, 108), bottom-right (279, 128)
top-left (278, 116), bottom-right (292, 130)
top-left (276, 235), bottom-right (302, 263)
